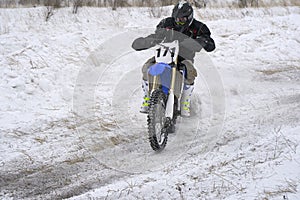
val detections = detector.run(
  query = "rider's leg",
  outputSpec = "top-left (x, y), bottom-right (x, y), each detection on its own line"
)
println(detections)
top-left (140, 80), bottom-right (150, 113)
top-left (142, 56), bottom-right (155, 81)
top-left (181, 60), bottom-right (197, 117)
top-left (140, 57), bottom-right (155, 113)
top-left (181, 84), bottom-right (195, 117)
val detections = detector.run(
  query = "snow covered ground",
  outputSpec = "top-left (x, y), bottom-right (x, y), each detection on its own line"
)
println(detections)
top-left (0, 5), bottom-right (299, 200)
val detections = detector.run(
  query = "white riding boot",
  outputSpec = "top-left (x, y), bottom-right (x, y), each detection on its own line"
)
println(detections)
top-left (180, 84), bottom-right (194, 117)
top-left (140, 80), bottom-right (150, 113)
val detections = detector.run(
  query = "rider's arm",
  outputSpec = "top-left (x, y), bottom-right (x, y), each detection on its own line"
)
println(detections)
top-left (132, 37), bottom-right (156, 51)
top-left (195, 24), bottom-right (215, 52)
top-left (132, 19), bottom-right (168, 51)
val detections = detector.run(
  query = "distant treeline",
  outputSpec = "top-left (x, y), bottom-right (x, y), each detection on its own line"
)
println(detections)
top-left (0, 0), bottom-right (179, 8)
top-left (0, 0), bottom-right (299, 8)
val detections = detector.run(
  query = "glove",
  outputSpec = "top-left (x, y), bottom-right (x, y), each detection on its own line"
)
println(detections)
top-left (132, 37), bottom-right (155, 51)
top-left (180, 38), bottom-right (202, 52)
top-left (196, 36), bottom-right (216, 52)
top-left (196, 36), bottom-right (208, 48)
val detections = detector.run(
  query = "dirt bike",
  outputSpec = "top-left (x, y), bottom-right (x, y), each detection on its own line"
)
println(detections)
top-left (147, 40), bottom-right (186, 151)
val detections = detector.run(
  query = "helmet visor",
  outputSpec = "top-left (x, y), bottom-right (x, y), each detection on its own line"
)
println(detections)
top-left (175, 17), bottom-right (188, 25)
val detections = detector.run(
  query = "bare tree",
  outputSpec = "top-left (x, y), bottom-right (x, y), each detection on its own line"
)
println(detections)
top-left (101, 0), bottom-right (108, 7)
top-left (148, 0), bottom-right (163, 18)
top-left (45, 5), bottom-right (54, 21)
top-left (73, 0), bottom-right (82, 13)
top-left (0, 0), bottom-right (16, 7)
top-left (250, 0), bottom-right (258, 7)
top-left (44, 0), bottom-right (62, 8)
top-left (238, 0), bottom-right (247, 8)
top-left (112, 0), bottom-right (117, 10)
top-left (192, 0), bottom-right (207, 8)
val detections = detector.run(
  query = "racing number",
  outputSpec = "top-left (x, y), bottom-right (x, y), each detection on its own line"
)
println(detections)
top-left (156, 47), bottom-right (176, 58)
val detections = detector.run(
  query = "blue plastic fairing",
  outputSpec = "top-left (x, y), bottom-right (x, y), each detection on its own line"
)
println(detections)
top-left (148, 62), bottom-right (171, 76)
top-left (148, 62), bottom-right (172, 95)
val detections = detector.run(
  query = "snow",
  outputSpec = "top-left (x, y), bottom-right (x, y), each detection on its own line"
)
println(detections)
top-left (0, 5), bottom-right (300, 200)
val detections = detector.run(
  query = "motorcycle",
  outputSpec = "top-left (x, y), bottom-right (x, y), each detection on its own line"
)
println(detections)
top-left (146, 40), bottom-right (186, 151)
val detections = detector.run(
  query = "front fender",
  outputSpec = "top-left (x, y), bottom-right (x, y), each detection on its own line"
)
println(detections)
top-left (148, 62), bottom-right (172, 95)
top-left (148, 62), bottom-right (171, 76)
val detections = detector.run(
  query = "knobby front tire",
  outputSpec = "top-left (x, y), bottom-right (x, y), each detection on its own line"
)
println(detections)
top-left (147, 89), bottom-right (168, 151)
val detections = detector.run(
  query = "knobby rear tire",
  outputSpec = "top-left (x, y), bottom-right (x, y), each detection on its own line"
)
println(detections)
top-left (147, 89), bottom-right (168, 151)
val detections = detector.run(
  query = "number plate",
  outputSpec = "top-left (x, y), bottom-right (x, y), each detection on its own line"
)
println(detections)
top-left (154, 40), bottom-right (179, 64)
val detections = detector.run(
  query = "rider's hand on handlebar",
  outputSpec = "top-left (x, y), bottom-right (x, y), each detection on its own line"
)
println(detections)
top-left (195, 36), bottom-right (209, 49)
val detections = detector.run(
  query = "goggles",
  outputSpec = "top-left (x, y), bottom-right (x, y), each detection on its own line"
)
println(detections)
top-left (175, 17), bottom-right (188, 25)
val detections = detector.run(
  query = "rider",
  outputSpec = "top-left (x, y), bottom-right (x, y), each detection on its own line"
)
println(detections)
top-left (132, 0), bottom-right (215, 116)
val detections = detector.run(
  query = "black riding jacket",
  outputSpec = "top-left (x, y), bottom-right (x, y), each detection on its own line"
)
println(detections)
top-left (132, 17), bottom-right (215, 61)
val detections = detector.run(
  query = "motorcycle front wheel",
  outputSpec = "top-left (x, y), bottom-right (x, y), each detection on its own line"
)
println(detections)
top-left (147, 89), bottom-right (168, 151)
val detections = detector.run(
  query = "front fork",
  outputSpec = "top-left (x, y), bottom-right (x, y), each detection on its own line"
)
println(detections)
top-left (165, 67), bottom-right (177, 119)
top-left (149, 75), bottom-right (158, 94)
top-left (148, 65), bottom-right (179, 119)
